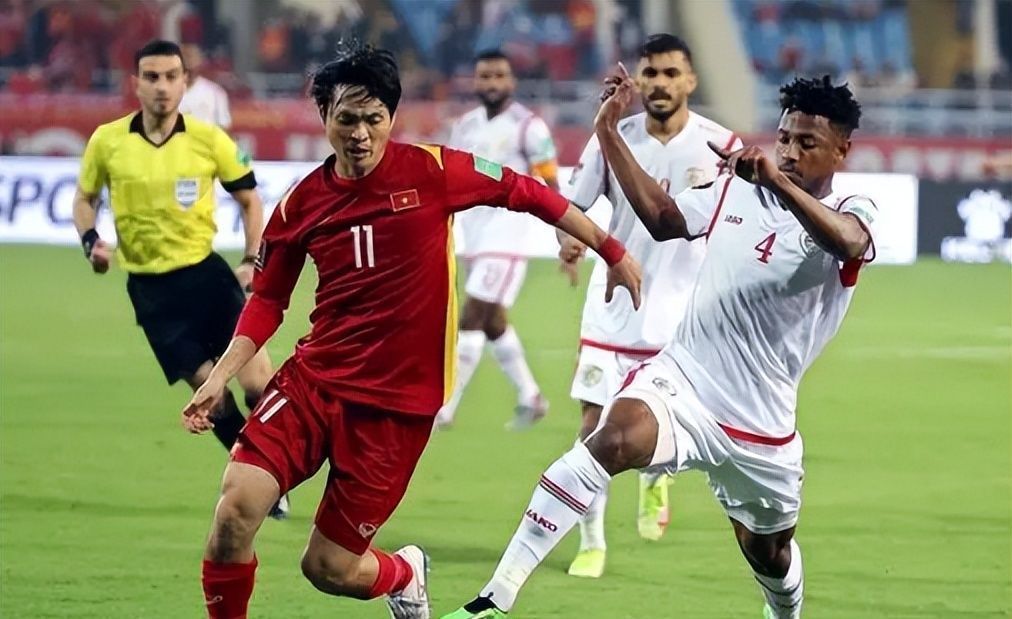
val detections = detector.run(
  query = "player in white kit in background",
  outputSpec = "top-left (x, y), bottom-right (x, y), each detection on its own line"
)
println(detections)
top-left (444, 74), bottom-right (875, 619)
top-left (436, 50), bottom-right (561, 431)
top-left (559, 34), bottom-right (740, 579)
top-left (179, 44), bottom-right (232, 129)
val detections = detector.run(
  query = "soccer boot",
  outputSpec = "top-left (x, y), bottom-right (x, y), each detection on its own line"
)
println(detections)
top-left (386, 545), bottom-right (430, 619)
top-left (505, 394), bottom-right (548, 431)
top-left (637, 471), bottom-right (672, 540)
top-left (440, 596), bottom-right (507, 619)
top-left (762, 603), bottom-right (801, 619)
top-left (567, 548), bottom-right (606, 578)
top-left (268, 494), bottom-right (290, 520)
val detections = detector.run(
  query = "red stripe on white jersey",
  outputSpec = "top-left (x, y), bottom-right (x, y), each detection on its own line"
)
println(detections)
top-left (580, 338), bottom-right (660, 357)
top-left (717, 422), bottom-right (795, 446)
top-left (704, 175), bottom-right (735, 240)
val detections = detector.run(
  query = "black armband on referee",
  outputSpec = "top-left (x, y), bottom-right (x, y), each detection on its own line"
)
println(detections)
top-left (81, 229), bottom-right (100, 258)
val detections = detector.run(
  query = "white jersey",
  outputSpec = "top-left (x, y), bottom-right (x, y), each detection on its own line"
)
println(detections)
top-left (564, 111), bottom-right (739, 352)
top-left (663, 174), bottom-right (881, 437)
top-left (180, 76), bottom-right (232, 129)
top-left (449, 102), bottom-right (557, 257)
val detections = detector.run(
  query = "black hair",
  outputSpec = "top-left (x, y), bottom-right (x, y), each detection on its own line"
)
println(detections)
top-left (134, 40), bottom-right (184, 72)
top-left (474, 49), bottom-right (510, 64)
top-left (779, 75), bottom-right (862, 135)
top-left (638, 33), bottom-right (693, 66)
top-left (310, 42), bottom-right (401, 118)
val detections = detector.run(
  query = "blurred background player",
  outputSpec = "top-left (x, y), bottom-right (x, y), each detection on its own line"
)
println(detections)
top-left (560, 34), bottom-right (740, 579)
top-left (436, 49), bottom-right (561, 431)
top-left (179, 43), bottom-right (232, 129)
top-left (444, 72), bottom-right (874, 619)
top-left (71, 40), bottom-right (283, 517)
top-left (182, 43), bottom-right (641, 619)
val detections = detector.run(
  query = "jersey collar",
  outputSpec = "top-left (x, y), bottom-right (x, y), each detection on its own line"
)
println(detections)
top-left (129, 112), bottom-right (186, 148)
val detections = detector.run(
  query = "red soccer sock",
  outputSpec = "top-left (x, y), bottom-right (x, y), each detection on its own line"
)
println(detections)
top-left (367, 549), bottom-right (413, 599)
top-left (202, 556), bottom-right (258, 619)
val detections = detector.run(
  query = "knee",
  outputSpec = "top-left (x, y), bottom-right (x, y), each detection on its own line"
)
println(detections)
top-left (207, 494), bottom-right (262, 561)
top-left (584, 401), bottom-right (656, 475)
top-left (483, 311), bottom-right (507, 340)
top-left (584, 423), bottom-right (635, 475)
top-left (739, 534), bottom-right (791, 578)
top-left (300, 549), bottom-right (359, 595)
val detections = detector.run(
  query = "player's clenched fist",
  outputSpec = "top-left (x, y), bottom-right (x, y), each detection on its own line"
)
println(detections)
top-left (605, 252), bottom-right (642, 309)
top-left (181, 376), bottom-right (226, 434)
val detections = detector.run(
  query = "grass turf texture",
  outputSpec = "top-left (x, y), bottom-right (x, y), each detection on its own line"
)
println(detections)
top-left (1, 246), bottom-right (1009, 618)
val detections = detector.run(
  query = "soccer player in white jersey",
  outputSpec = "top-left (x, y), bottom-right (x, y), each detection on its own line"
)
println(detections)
top-left (179, 44), bottom-right (232, 129)
top-left (436, 49), bottom-right (561, 430)
top-left (560, 34), bottom-right (740, 579)
top-left (443, 74), bottom-right (875, 619)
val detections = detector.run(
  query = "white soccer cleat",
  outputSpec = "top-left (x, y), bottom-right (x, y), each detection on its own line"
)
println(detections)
top-left (505, 394), bottom-right (548, 431)
top-left (387, 545), bottom-right (430, 619)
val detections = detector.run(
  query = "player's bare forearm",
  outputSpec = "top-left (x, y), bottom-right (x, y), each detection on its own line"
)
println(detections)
top-left (595, 125), bottom-right (689, 240)
top-left (554, 205), bottom-right (611, 253)
top-left (72, 187), bottom-right (100, 235)
top-left (232, 189), bottom-right (264, 258)
top-left (207, 336), bottom-right (258, 385)
top-left (768, 172), bottom-right (869, 261)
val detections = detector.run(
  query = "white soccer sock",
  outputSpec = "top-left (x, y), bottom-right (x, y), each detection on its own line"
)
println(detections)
top-left (436, 330), bottom-right (485, 423)
top-left (755, 539), bottom-right (804, 619)
top-left (577, 483), bottom-right (608, 551)
top-left (490, 326), bottom-right (541, 406)
top-left (480, 443), bottom-right (611, 611)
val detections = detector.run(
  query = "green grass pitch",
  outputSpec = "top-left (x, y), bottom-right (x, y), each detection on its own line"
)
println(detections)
top-left (1, 246), bottom-right (1009, 618)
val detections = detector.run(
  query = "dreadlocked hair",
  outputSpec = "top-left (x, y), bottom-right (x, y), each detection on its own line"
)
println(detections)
top-left (779, 75), bottom-right (862, 135)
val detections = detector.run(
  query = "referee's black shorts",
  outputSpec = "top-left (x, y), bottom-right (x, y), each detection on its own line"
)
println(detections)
top-left (126, 252), bottom-right (246, 384)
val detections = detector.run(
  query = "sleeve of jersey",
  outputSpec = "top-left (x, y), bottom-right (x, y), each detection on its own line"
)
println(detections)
top-left (561, 135), bottom-right (606, 211)
top-left (673, 175), bottom-right (726, 238)
top-left (78, 130), bottom-right (106, 194)
top-left (839, 195), bottom-right (880, 263)
top-left (233, 199), bottom-right (306, 348)
top-left (212, 126), bottom-right (256, 191)
top-left (524, 117), bottom-right (558, 165)
top-left (441, 147), bottom-right (569, 223)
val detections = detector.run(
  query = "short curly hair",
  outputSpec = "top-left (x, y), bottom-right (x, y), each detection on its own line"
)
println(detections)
top-left (310, 42), bottom-right (401, 119)
top-left (779, 75), bottom-right (862, 135)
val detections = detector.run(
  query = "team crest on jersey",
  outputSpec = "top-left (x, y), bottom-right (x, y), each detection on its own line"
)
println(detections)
top-left (652, 377), bottom-right (677, 396)
top-left (798, 232), bottom-right (820, 257)
top-left (685, 167), bottom-right (708, 188)
top-left (579, 365), bottom-right (604, 387)
top-left (175, 178), bottom-right (199, 207)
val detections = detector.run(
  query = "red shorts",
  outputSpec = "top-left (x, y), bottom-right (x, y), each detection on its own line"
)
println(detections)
top-left (231, 359), bottom-right (434, 555)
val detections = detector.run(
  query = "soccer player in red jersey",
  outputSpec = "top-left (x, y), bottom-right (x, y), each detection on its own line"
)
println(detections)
top-left (181, 44), bottom-right (641, 619)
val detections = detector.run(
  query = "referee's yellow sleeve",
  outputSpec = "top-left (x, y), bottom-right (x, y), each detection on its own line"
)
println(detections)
top-left (211, 126), bottom-right (255, 189)
top-left (78, 129), bottom-right (107, 194)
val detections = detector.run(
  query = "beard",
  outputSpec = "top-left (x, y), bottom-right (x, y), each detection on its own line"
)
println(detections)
top-left (643, 96), bottom-right (683, 123)
top-left (478, 90), bottom-right (510, 109)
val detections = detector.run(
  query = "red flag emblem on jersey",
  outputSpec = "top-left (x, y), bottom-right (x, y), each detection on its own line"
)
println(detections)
top-left (390, 189), bottom-right (421, 211)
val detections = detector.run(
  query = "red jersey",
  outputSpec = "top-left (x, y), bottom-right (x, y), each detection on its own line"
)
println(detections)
top-left (235, 142), bottom-right (569, 415)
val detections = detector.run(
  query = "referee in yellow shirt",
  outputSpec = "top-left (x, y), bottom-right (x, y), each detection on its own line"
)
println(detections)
top-left (71, 41), bottom-right (284, 515)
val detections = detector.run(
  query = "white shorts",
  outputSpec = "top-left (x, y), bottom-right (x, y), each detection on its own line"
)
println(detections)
top-left (464, 255), bottom-right (528, 307)
top-left (569, 343), bottom-right (655, 407)
top-left (605, 355), bottom-right (804, 535)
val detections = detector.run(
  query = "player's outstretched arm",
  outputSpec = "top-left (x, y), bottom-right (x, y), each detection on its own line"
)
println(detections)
top-left (594, 64), bottom-right (692, 241)
top-left (181, 336), bottom-right (257, 433)
top-left (708, 141), bottom-right (871, 261)
top-left (554, 205), bottom-right (642, 308)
